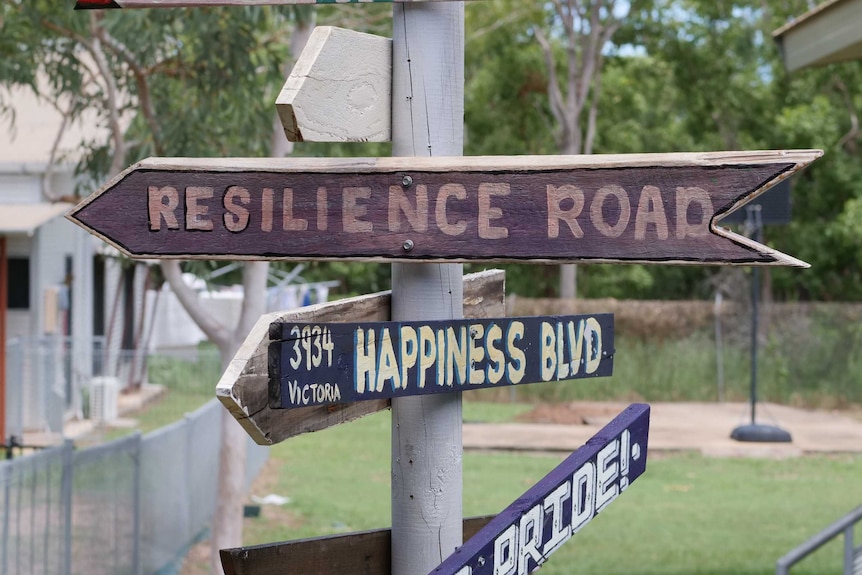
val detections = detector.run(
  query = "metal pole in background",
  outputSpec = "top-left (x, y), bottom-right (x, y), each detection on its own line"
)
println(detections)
top-left (750, 206), bottom-right (761, 425)
top-left (1, 236), bottom-right (7, 444)
top-left (731, 205), bottom-right (791, 442)
top-left (390, 3), bottom-right (464, 574)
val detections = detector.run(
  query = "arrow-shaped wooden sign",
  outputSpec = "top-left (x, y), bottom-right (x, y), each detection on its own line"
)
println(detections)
top-left (67, 151), bottom-right (820, 267)
top-left (276, 27), bottom-right (391, 143)
top-left (216, 269), bottom-right (505, 445)
top-left (431, 403), bottom-right (650, 575)
top-left (269, 314), bottom-right (613, 409)
top-left (75, 0), bottom-right (477, 8)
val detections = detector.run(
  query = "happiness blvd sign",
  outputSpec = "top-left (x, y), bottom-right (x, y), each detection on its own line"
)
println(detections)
top-left (269, 314), bottom-right (613, 409)
top-left (431, 404), bottom-right (650, 575)
top-left (66, 152), bottom-right (819, 266)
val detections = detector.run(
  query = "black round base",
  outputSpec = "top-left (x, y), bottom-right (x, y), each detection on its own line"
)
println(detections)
top-left (731, 424), bottom-right (792, 443)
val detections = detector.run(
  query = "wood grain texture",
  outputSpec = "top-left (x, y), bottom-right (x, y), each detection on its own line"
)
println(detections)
top-left (268, 314), bottom-right (614, 408)
top-left (215, 269), bottom-right (504, 445)
top-left (67, 150), bottom-right (822, 267)
top-left (219, 516), bottom-right (494, 575)
top-left (432, 404), bottom-right (651, 575)
top-left (276, 27), bottom-right (392, 143)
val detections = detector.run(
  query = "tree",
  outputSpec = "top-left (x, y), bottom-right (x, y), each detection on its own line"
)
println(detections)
top-left (0, 4), bottom-right (311, 573)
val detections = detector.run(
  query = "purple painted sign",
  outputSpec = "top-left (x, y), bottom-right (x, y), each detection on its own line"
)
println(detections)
top-left (430, 403), bottom-right (650, 575)
top-left (268, 315), bottom-right (614, 409)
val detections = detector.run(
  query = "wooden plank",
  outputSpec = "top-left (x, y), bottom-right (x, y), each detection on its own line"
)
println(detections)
top-left (431, 404), bottom-right (651, 575)
top-left (220, 516), bottom-right (494, 575)
top-left (276, 27), bottom-right (391, 143)
top-left (773, 0), bottom-right (862, 72)
top-left (67, 150), bottom-right (821, 267)
top-left (268, 314), bottom-right (614, 408)
top-left (76, 0), bottom-right (480, 8)
top-left (215, 269), bottom-right (505, 445)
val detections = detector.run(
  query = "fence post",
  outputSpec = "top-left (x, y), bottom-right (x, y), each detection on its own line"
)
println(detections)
top-left (132, 432), bottom-right (142, 575)
top-left (60, 440), bottom-right (73, 575)
top-left (1, 462), bottom-right (9, 575)
top-left (844, 524), bottom-right (854, 575)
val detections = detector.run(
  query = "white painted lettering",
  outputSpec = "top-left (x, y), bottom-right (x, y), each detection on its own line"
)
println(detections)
top-left (486, 323), bottom-right (505, 384)
top-left (436, 184), bottom-right (468, 236)
top-left (590, 184), bottom-right (631, 238)
top-left (148, 186), bottom-right (180, 231)
top-left (634, 185), bottom-right (669, 240)
top-left (469, 324), bottom-right (486, 384)
top-left (185, 186), bottom-right (214, 231)
top-left (547, 184), bottom-right (585, 238)
top-left (376, 328), bottom-right (399, 391)
top-left (343, 187), bottom-right (373, 233)
top-left (675, 186), bottom-right (713, 238)
top-left (355, 328), bottom-right (376, 394)
top-left (389, 184), bottom-right (428, 232)
top-left (595, 439), bottom-right (620, 513)
top-left (478, 183), bottom-right (510, 239)
top-left (399, 326), bottom-right (418, 390)
top-left (506, 322), bottom-right (526, 384)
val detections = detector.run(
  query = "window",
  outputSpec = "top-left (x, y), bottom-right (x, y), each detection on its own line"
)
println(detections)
top-left (7, 258), bottom-right (29, 309)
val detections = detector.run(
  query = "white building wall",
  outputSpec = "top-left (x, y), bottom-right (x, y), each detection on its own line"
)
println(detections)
top-left (32, 215), bottom-right (75, 339)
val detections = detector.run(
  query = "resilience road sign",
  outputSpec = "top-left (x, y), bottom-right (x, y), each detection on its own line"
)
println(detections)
top-left (67, 151), bottom-right (820, 266)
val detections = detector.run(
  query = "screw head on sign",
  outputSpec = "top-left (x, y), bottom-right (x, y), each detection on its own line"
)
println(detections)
top-left (402, 240), bottom-right (415, 252)
top-left (401, 175), bottom-right (413, 188)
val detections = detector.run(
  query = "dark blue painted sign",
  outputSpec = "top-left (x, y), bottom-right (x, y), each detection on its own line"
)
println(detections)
top-left (430, 403), bottom-right (650, 575)
top-left (269, 314), bottom-right (614, 409)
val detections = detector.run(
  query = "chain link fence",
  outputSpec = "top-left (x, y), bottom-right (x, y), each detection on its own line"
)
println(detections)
top-left (0, 400), bottom-right (268, 575)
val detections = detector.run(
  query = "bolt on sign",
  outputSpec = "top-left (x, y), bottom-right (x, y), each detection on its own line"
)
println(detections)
top-left (269, 314), bottom-right (614, 409)
top-left (430, 403), bottom-right (650, 575)
top-left (66, 151), bottom-right (820, 267)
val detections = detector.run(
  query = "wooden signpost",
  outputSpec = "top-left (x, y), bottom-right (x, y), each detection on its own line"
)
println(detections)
top-left (269, 314), bottom-right (613, 408)
top-left (220, 516), bottom-right (495, 575)
top-left (66, 150), bottom-right (819, 267)
top-left (276, 27), bottom-right (392, 143)
top-left (431, 403), bottom-right (650, 575)
top-left (68, 2), bottom-right (818, 575)
top-left (216, 269), bottom-right (505, 445)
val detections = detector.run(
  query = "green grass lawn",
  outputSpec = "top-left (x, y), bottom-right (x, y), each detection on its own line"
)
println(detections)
top-left (243, 407), bottom-right (862, 575)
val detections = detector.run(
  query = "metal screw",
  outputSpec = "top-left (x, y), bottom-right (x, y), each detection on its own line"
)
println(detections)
top-left (401, 175), bottom-right (413, 187)
top-left (402, 239), bottom-right (415, 252)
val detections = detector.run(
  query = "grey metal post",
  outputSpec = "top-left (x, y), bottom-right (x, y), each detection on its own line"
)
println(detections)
top-left (132, 432), bottom-right (142, 575)
top-left (390, 3), bottom-right (465, 574)
top-left (843, 524), bottom-right (853, 575)
top-left (61, 440), bottom-right (73, 575)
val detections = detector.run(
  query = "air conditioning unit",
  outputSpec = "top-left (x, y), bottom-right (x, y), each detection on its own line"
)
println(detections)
top-left (89, 376), bottom-right (119, 424)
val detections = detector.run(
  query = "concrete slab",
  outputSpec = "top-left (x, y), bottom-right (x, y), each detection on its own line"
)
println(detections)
top-left (464, 402), bottom-right (862, 458)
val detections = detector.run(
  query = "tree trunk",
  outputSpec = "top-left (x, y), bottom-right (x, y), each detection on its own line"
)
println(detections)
top-left (208, 14), bottom-right (316, 575)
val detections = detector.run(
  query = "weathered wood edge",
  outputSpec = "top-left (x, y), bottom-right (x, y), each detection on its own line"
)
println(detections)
top-left (275, 26), bottom-right (392, 143)
top-left (83, 149), bottom-right (823, 177)
top-left (215, 269), bottom-right (505, 445)
top-left (220, 516), bottom-right (494, 575)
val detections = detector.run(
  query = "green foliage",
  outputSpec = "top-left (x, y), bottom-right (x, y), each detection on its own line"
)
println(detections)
top-left (246, 409), bottom-right (862, 575)
top-left (5, 1), bottom-right (862, 301)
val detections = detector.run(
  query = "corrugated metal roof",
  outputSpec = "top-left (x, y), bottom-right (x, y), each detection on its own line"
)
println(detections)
top-left (0, 203), bottom-right (75, 234)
